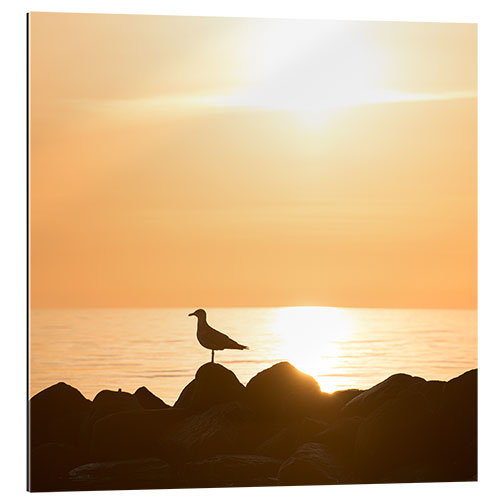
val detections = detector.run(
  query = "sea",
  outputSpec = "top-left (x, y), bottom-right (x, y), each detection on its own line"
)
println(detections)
top-left (29, 307), bottom-right (477, 405)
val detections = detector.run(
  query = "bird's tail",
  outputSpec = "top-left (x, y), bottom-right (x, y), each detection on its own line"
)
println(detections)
top-left (233, 342), bottom-right (248, 350)
top-left (225, 337), bottom-right (248, 350)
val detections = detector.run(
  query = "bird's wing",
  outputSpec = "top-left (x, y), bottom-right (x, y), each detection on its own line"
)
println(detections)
top-left (207, 325), bottom-right (247, 350)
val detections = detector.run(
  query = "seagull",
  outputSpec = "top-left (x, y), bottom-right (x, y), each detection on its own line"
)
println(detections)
top-left (188, 308), bottom-right (248, 363)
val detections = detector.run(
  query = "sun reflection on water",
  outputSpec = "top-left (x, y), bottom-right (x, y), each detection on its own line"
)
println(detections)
top-left (270, 306), bottom-right (354, 393)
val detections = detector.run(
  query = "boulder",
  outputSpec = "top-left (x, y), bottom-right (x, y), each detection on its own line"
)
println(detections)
top-left (27, 367), bottom-right (479, 490)
top-left (440, 369), bottom-right (477, 443)
top-left (90, 389), bottom-right (142, 419)
top-left (436, 369), bottom-right (477, 479)
top-left (314, 416), bottom-right (362, 455)
top-left (67, 458), bottom-right (174, 491)
top-left (29, 382), bottom-right (92, 448)
top-left (256, 417), bottom-right (328, 460)
top-left (134, 387), bottom-right (170, 410)
top-left (380, 453), bottom-right (477, 484)
top-left (315, 389), bottom-right (364, 422)
top-left (254, 426), bottom-right (297, 460)
top-left (404, 379), bottom-right (446, 411)
top-left (80, 389), bottom-right (142, 447)
top-left (354, 390), bottom-right (439, 481)
top-left (89, 408), bottom-right (189, 463)
top-left (29, 442), bottom-right (86, 492)
top-left (342, 373), bottom-right (425, 418)
top-left (172, 402), bottom-right (261, 460)
top-left (174, 363), bottom-right (245, 412)
top-left (278, 442), bottom-right (341, 486)
top-left (244, 362), bottom-right (322, 421)
top-left (182, 454), bottom-right (281, 487)
top-left (312, 416), bottom-right (363, 481)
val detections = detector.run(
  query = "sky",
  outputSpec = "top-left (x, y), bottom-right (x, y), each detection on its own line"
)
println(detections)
top-left (29, 13), bottom-right (477, 309)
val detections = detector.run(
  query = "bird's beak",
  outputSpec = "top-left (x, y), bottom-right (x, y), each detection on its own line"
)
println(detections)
top-left (188, 312), bottom-right (195, 317)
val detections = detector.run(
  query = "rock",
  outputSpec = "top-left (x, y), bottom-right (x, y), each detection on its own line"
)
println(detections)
top-left (30, 382), bottom-right (92, 448)
top-left (315, 389), bottom-right (364, 422)
top-left (91, 389), bottom-right (142, 419)
top-left (437, 369), bottom-right (477, 479)
top-left (404, 379), bottom-right (446, 411)
top-left (172, 402), bottom-right (260, 460)
top-left (245, 362), bottom-right (322, 421)
top-left (380, 460), bottom-right (450, 484)
top-left (294, 417), bottom-right (329, 444)
top-left (380, 453), bottom-right (477, 484)
top-left (312, 416), bottom-right (363, 481)
top-left (440, 369), bottom-right (477, 443)
top-left (256, 417), bottom-right (328, 460)
top-left (134, 387), bottom-right (170, 410)
top-left (89, 408), bottom-right (189, 463)
top-left (315, 416), bottom-right (362, 455)
top-left (182, 454), bottom-right (281, 487)
top-left (80, 389), bottom-right (142, 447)
top-left (354, 390), bottom-right (439, 481)
top-left (174, 363), bottom-right (245, 412)
top-left (342, 373), bottom-right (425, 418)
top-left (67, 458), bottom-right (174, 491)
top-left (278, 442), bottom-right (341, 485)
top-left (29, 442), bottom-right (86, 492)
top-left (28, 367), bottom-right (478, 490)
top-left (255, 426), bottom-right (297, 460)
top-left (436, 438), bottom-right (477, 482)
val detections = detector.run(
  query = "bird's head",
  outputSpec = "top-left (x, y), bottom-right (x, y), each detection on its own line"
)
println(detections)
top-left (188, 309), bottom-right (207, 320)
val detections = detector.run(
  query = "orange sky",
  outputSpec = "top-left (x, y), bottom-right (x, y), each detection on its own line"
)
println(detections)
top-left (29, 13), bottom-right (476, 309)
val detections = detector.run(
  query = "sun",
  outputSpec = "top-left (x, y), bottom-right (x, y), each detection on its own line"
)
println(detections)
top-left (221, 20), bottom-right (389, 129)
top-left (270, 307), bottom-right (354, 392)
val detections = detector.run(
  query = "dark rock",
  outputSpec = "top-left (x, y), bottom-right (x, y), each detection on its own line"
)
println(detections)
top-left (28, 367), bottom-right (478, 490)
top-left (182, 454), bottom-right (281, 487)
top-left (255, 426), bottom-right (297, 460)
top-left (89, 408), bottom-right (189, 463)
top-left (91, 389), bottom-right (142, 419)
top-left (245, 362), bottom-right (322, 421)
top-left (278, 442), bottom-right (341, 486)
top-left (380, 453), bottom-right (477, 484)
top-left (440, 369), bottom-right (477, 443)
top-left (80, 389), bottom-right (142, 448)
top-left (30, 382), bottom-right (92, 448)
top-left (172, 402), bottom-right (261, 460)
top-left (295, 417), bottom-right (329, 444)
top-left (435, 438), bottom-right (477, 482)
top-left (380, 460), bottom-right (449, 483)
top-left (437, 369), bottom-right (477, 479)
top-left (354, 390), bottom-right (439, 481)
top-left (255, 417), bottom-right (328, 460)
top-left (342, 373), bottom-right (425, 418)
top-left (315, 389), bottom-right (364, 422)
top-left (404, 379), bottom-right (446, 411)
top-left (134, 387), bottom-right (170, 410)
top-left (314, 416), bottom-right (362, 455)
top-left (29, 442), bottom-right (86, 492)
top-left (174, 363), bottom-right (245, 412)
top-left (67, 458), bottom-right (174, 491)
top-left (312, 416), bottom-right (363, 481)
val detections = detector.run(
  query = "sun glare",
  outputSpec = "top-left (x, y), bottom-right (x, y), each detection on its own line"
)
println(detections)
top-left (226, 21), bottom-right (387, 127)
top-left (270, 307), bottom-right (354, 392)
top-left (200, 21), bottom-right (435, 129)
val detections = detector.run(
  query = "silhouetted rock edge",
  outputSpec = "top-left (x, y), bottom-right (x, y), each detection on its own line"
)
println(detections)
top-left (29, 363), bottom-right (477, 491)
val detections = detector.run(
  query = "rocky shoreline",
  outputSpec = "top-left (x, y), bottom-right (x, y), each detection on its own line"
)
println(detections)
top-left (29, 362), bottom-right (477, 491)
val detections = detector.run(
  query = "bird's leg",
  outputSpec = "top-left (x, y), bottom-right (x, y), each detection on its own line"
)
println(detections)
top-left (211, 350), bottom-right (214, 363)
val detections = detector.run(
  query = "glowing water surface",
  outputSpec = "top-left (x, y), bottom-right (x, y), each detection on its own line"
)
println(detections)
top-left (30, 307), bottom-right (477, 404)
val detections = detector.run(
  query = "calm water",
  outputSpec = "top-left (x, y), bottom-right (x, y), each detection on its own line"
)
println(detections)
top-left (29, 307), bottom-right (477, 404)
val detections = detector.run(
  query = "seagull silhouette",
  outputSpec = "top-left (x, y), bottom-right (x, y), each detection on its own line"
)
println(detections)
top-left (188, 309), bottom-right (248, 363)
